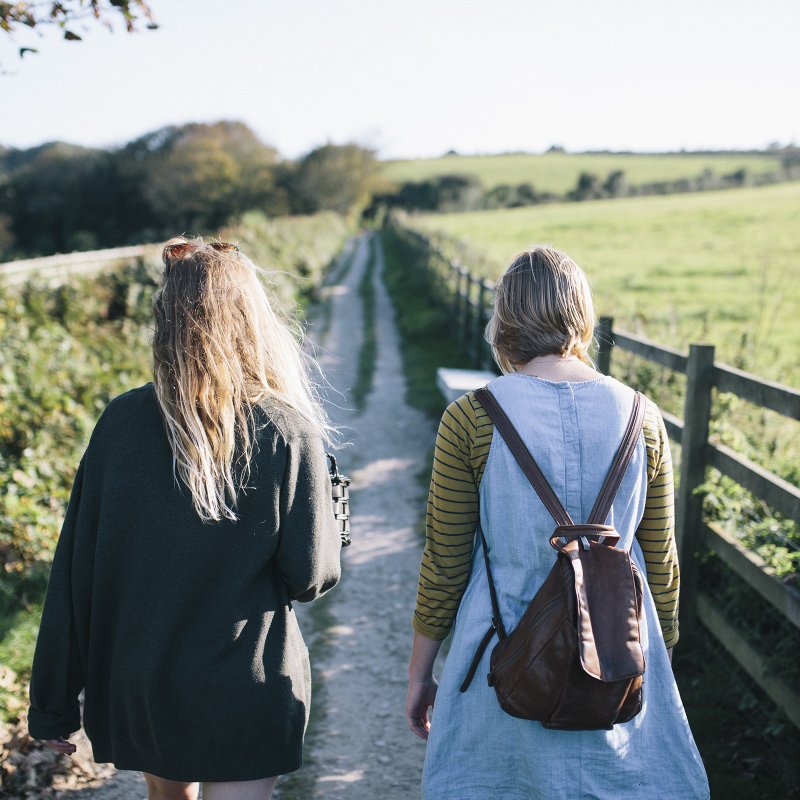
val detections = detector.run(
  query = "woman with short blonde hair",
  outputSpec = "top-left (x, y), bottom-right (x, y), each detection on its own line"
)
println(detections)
top-left (29, 237), bottom-right (342, 800)
top-left (407, 245), bottom-right (709, 798)
top-left (487, 247), bottom-right (596, 371)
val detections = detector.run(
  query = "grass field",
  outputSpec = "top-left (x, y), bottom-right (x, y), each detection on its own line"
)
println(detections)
top-left (383, 152), bottom-right (785, 194)
top-left (412, 182), bottom-right (800, 385)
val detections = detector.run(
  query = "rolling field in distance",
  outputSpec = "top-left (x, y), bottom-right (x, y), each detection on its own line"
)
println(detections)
top-left (413, 181), bottom-right (800, 384)
top-left (383, 152), bottom-right (784, 195)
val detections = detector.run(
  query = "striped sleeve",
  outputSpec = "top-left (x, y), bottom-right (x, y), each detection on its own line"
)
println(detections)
top-left (412, 392), bottom-right (491, 640)
top-left (636, 399), bottom-right (680, 648)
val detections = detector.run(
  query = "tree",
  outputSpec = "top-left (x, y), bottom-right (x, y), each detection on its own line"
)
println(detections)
top-left (516, 182), bottom-right (537, 205)
top-left (291, 143), bottom-right (378, 217)
top-left (1, 1), bottom-right (157, 61)
top-left (139, 121), bottom-right (281, 233)
top-left (602, 170), bottom-right (627, 197)
top-left (0, 121), bottom-right (283, 255)
top-left (570, 171), bottom-right (602, 201)
top-left (3, 142), bottom-right (112, 254)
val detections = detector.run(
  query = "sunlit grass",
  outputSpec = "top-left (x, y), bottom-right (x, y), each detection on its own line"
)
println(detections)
top-left (413, 182), bottom-right (800, 384)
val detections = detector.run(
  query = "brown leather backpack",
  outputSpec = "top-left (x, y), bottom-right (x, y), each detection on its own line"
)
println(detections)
top-left (459, 387), bottom-right (647, 731)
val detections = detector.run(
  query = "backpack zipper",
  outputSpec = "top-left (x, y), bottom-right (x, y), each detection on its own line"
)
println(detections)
top-left (491, 596), bottom-right (563, 672)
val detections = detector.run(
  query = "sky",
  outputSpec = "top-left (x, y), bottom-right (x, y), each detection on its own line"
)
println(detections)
top-left (0, 0), bottom-right (798, 160)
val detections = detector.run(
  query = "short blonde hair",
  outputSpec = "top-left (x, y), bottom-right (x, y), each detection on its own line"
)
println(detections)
top-left (486, 245), bottom-right (596, 374)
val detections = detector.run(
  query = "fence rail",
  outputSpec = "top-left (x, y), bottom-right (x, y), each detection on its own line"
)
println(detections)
top-left (0, 244), bottom-right (156, 287)
top-left (400, 223), bottom-right (800, 728)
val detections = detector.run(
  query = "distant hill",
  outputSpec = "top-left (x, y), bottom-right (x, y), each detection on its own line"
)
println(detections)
top-left (382, 151), bottom-right (785, 196)
top-left (0, 141), bottom-right (102, 176)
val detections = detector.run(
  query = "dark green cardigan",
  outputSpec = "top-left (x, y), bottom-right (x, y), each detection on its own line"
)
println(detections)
top-left (27, 383), bottom-right (342, 781)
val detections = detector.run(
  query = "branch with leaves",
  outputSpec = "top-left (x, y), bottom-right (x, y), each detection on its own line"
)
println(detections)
top-left (1, 1), bottom-right (157, 57)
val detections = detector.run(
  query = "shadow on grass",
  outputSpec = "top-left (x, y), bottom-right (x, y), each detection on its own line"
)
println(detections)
top-left (673, 623), bottom-right (800, 798)
top-left (352, 236), bottom-right (377, 411)
top-left (380, 228), bottom-right (472, 419)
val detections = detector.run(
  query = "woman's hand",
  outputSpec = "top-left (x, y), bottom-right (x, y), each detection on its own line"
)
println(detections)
top-left (41, 737), bottom-right (77, 755)
top-left (406, 675), bottom-right (438, 740)
top-left (407, 630), bottom-right (444, 740)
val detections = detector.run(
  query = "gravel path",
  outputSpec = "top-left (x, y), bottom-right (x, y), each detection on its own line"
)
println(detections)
top-left (286, 233), bottom-right (435, 799)
top-left (54, 233), bottom-right (435, 798)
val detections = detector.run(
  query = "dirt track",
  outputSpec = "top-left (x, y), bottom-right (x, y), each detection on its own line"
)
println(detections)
top-left (281, 234), bottom-right (435, 798)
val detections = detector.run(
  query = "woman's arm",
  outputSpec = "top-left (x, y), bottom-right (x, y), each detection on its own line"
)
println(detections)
top-left (407, 394), bottom-right (489, 738)
top-left (405, 631), bottom-right (443, 740)
top-left (413, 394), bottom-right (488, 639)
top-left (635, 401), bottom-right (680, 651)
top-left (275, 434), bottom-right (342, 602)
top-left (28, 457), bottom-right (87, 745)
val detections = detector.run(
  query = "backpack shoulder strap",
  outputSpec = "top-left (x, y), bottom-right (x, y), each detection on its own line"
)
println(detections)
top-left (586, 391), bottom-right (646, 525)
top-left (475, 387), bottom-right (573, 527)
top-left (459, 522), bottom-right (506, 693)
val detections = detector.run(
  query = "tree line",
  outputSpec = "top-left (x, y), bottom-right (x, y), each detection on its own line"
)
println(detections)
top-left (0, 122), bottom-right (377, 259)
top-left (4, 123), bottom-right (799, 260)
top-left (369, 151), bottom-right (800, 217)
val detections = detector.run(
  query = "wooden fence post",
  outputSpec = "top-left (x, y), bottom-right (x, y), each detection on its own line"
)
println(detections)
top-left (480, 280), bottom-right (494, 370)
top-left (472, 279), bottom-right (486, 369)
top-left (465, 274), bottom-right (475, 362)
top-left (458, 268), bottom-right (468, 347)
top-left (676, 343), bottom-right (715, 629)
top-left (458, 264), bottom-right (462, 346)
top-left (596, 316), bottom-right (614, 375)
top-left (451, 263), bottom-right (461, 325)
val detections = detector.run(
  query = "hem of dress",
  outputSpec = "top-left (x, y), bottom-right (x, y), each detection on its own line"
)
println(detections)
top-left (425, 791), bottom-right (533, 800)
top-left (90, 751), bottom-right (302, 782)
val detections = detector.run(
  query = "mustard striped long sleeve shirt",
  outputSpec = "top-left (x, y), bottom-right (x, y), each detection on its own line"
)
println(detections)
top-left (413, 391), bottom-right (680, 648)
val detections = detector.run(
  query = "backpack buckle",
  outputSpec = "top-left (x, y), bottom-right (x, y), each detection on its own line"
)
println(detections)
top-left (491, 617), bottom-right (507, 639)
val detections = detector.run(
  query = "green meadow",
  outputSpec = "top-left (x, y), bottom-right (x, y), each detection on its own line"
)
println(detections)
top-left (413, 182), bottom-right (800, 385)
top-left (383, 152), bottom-right (784, 195)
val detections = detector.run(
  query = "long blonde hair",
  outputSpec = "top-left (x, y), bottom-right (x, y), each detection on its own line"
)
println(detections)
top-left (486, 245), bottom-right (596, 374)
top-left (152, 236), bottom-right (333, 524)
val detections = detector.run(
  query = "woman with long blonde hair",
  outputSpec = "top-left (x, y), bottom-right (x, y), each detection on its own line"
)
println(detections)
top-left (28, 237), bottom-right (342, 800)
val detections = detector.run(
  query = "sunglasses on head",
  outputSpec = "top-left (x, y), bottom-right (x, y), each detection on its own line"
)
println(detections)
top-left (163, 241), bottom-right (240, 272)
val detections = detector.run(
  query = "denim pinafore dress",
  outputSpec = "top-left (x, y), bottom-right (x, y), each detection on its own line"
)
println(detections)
top-left (422, 374), bottom-right (710, 800)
